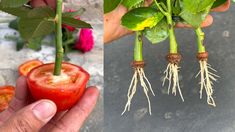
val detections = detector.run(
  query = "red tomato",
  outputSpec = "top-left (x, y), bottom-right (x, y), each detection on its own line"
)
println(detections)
top-left (27, 62), bottom-right (90, 111)
top-left (0, 86), bottom-right (15, 112)
top-left (19, 60), bottom-right (43, 76)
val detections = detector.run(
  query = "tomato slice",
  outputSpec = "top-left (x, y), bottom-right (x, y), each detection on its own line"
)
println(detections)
top-left (18, 60), bottom-right (43, 76)
top-left (27, 62), bottom-right (90, 111)
top-left (0, 86), bottom-right (15, 112)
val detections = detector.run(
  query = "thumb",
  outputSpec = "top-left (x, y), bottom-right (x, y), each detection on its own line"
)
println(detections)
top-left (0, 100), bottom-right (57, 131)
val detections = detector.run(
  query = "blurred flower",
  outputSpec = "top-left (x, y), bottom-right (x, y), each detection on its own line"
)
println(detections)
top-left (62, 24), bottom-right (76, 32)
top-left (74, 29), bottom-right (94, 53)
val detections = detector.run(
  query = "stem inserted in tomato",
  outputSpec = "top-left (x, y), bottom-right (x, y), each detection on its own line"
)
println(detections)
top-left (54, 0), bottom-right (64, 76)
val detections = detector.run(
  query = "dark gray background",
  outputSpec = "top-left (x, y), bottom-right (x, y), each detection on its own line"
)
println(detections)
top-left (104, 5), bottom-right (235, 132)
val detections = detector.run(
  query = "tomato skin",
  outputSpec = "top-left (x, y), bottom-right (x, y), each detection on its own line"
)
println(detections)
top-left (18, 60), bottom-right (43, 76)
top-left (0, 86), bottom-right (15, 112)
top-left (27, 62), bottom-right (90, 111)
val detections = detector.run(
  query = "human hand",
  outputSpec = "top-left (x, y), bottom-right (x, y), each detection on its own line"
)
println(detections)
top-left (31, 0), bottom-right (56, 9)
top-left (104, 0), bottom-right (231, 43)
top-left (0, 76), bottom-right (99, 132)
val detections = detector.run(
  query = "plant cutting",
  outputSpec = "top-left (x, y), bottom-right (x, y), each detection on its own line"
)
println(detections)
top-left (4, 6), bottom-right (94, 61)
top-left (104, 0), bottom-right (230, 114)
top-left (194, 28), bottom-right (219, 107)
top-left (120, 4), bottom-right (157, 115)
top-left (0, 0), bottom-right (92, 111)
top-left (154, 0), bottom-right (184, 102)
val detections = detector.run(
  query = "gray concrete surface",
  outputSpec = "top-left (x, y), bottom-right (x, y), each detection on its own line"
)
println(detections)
top-left (104, 5), bottom-right (235, 132)
top-left (0, 1), bottom-right (103, 132)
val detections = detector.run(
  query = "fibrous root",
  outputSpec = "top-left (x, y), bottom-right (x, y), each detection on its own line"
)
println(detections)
top-left (196, 52), bottom-right (219, 107)
top-left (122, 61), bottom-right (155, 115)
top-left (162, 53), bottom-right (184, 102)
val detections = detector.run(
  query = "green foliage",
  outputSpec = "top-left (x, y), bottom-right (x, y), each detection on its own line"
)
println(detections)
top-left (16, 38), bottom-right (25, 51)
top-left (9, 18), bottom-right (19, 30)
top-left (18, 18), bottom-right (55, 40)
top-left (121, 7), bottom-right (164, 31)
top-left (212, 0), bottom-right (227, 8)
top-left (27, 6), bottom-right (55, 18)
top-left (27, 37), bottom-right (43, 51)
top-left (62, 17), bottom-right (92, 29)
top-left (104, 0), bottom-right (122, 13)
top-left (0, 0), bottom-right (30, 7)
top-left (182, 0), bottom-right (215, 13)
top-left (62, 8), bottom-right (86, 18)
top-left (121, 0), bottom-right (144, 9)
top-left (172, 0), bottom-right (182, 16)
top-left (144, 19), bottom-right (168, 44)
top-left (180, 0), bottom-right (215, 28)
top-left (0, 5), bottom-right (31, 17)
top-left (180, 9), bottom-right (208, 27)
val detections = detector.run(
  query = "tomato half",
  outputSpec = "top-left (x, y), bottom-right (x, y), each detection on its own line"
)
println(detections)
top-left (27, 62), bottom-right (90, 111)
top-left (0, 86), bottom-right (15, 112)
top-left (18, 60), bottom-right (43, 76)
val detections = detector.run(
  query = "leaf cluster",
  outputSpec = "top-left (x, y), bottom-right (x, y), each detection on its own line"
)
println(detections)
top-left (0, 0), bottom-right (91, 51)
top-left (104, 0), bottom-right (227, 44)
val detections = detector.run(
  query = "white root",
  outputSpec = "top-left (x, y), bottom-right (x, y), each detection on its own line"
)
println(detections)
top-left (162, 63), bottom-right (184, 102)
top-left (195, 60), bottom-right (219, 107)
top-left (122, 67), bottom-right (155, 115)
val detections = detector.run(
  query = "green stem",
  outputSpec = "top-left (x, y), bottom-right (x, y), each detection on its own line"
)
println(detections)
top-left (53, 0), bottom-right (64, 76)
top-left (195, 27), bottom-right (206, 53)
top-left (166, 0), bottom-right (177, 53)
top-left (134, 31), bottom-right (143, 61)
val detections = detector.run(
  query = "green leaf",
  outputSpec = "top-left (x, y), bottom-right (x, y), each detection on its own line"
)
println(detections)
top-left (144, 19), bottom-right (168, 44)
top-left (183, 0), bottom-right (215, 13)
top-left (172, 0), bottom-right (182, 16)
top-left (27, 37), bottom-right (42, 51)
top-left (212, 0), bottom-right (227, 8)
top-left (0, 0), bottom-right (30, 7)
top-left (18, 18), bottom-right (55, 40)
top-left (121, 0), bottom-right (144, 9)
top-left (180, 9), bottom-right (207, 28)
top-left (16, 38), bottom-right (25, 51)
top-left (121, 7), bottom-right (164, 31)
top-left (104, 0), bottom-right (122, 13)
top-left (27, 6), bottom-right (55, 18)
top-left (62, 16), bottom-right (92, 29)
top-left (9, 18), bottom-right (19, 30)
top-left (62, 8), bottom-right (85, 18)
top-left (0, 5), bottom-right (31, 17)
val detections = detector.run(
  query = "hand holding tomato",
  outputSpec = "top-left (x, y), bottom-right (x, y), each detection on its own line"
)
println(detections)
top-left (0, 76), bottom-right (99, 131)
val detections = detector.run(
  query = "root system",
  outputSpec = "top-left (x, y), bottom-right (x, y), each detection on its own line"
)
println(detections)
top-left (122, 61), bottom-right (155, 115)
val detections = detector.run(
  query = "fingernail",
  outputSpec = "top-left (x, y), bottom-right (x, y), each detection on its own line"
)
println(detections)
top-left (32, 100), bottom-right (56, 122)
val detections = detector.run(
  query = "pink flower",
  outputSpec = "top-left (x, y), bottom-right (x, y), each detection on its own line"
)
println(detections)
top-left (62, 24), bottom-right (76, 32)
top-left (74, 29), bottom-right (94, 53)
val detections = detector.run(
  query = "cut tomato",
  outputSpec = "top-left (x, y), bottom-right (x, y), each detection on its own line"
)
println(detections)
top-left (27, 62), bottom-right (90, 111)
top-left (0, 85), bottom-right (15, 112)
top-left (18, 60), bottom-right (43, 76)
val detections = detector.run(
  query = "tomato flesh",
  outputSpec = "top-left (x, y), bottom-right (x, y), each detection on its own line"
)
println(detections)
top-left (0, 86), bottom-right (15, 112)
top-left (27, 62), bottom-right (90, 111)
top-left (19, 60), bottom-right (43, 76)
